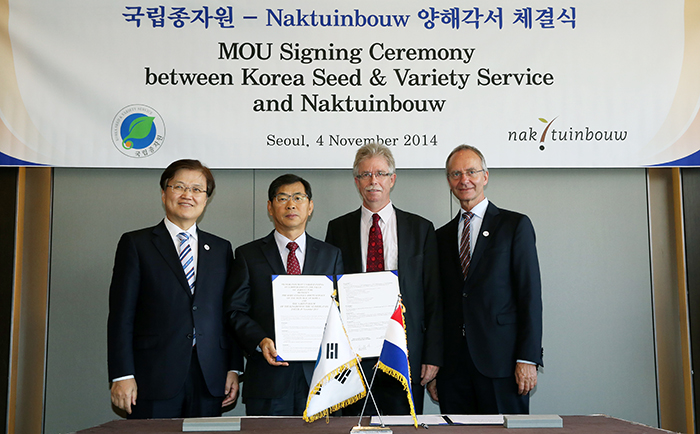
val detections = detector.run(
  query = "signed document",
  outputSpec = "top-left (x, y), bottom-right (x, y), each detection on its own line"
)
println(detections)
top-left (272, 275), bottom-right (335, 361)
top-left (337, 271), bottom-right (400, 358)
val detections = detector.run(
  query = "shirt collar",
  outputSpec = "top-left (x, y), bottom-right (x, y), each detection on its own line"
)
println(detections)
top-left (164, 217), bottom-right (198, 240)
top-left (461, 197), bottom-right (489, 221)
top-left (361, 201), bottom-right (395, 223)
top-left (274, 230), bottom-right (307, 254)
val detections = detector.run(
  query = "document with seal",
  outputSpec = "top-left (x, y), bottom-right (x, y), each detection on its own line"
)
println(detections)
top-left (337, 271), bottom-right (400, 358)
top-left (272, 274), bottom-right (335, 361)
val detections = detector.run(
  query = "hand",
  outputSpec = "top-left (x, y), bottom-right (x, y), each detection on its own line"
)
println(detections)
top-left (420, 364), bottom-right (439, 386)
top-left (514, 362), bottom-right (538, 395)
top-left (426, 379), bottom-right (439, 402)
top-left (222, 371), bottom-right (239, 407)
top-left (260, 338), bottom-right (289, 366)
top-left (111, 378), bottom-right (137, 414)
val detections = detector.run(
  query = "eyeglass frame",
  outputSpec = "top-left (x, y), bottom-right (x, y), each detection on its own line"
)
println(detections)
top-left (167, 183), bottom-right (208, 196)
top-left (355, 171), bottom-right (394, 180)
top-left (447, 169), bottom-right (486, 180)
top-left (273, 193), bottom-right (310, 204)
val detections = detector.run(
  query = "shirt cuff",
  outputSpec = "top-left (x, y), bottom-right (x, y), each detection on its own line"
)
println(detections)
top-left (111, 375), bottom-right (135, 382)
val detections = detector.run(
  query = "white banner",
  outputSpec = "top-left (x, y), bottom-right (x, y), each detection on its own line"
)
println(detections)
top-left (1, 0), bottom-right (699, 167)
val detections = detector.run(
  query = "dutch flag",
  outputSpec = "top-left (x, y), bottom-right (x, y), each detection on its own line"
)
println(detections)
top-left (376, 301), bottom-right (418, 427)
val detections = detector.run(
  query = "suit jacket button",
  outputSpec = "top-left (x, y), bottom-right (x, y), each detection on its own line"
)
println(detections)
top-left (187, 334), bottom-right (193, 339)
top-left (462, 293), bottom-right (468, 298)
top-left (192, 306), bottom-right (197, 311)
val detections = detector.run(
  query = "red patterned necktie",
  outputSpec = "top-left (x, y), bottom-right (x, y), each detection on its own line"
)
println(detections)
top-left (286, 241), bottom-right (301, 275)
top-left (459, 212), bottom-right (474, 279)
top-left (366, 213), bottom-right (385, 272)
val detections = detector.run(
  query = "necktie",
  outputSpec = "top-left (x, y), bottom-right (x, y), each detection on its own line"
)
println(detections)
top-left (177, 232), bottom-right (196, 293)
top-left (287, 241), bottom-right (301, 275)
top-left (366, 213), bottom-right (385, 272)
top-left (459, 212), bottom-right (474, 279)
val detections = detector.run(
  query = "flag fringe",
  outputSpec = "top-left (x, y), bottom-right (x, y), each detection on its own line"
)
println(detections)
top-left (376, 362), bottom-right (418, 427)
top-left (302, 389), bottom-right (365, 422)
top-left (302, 358), bottom-right (367, 423)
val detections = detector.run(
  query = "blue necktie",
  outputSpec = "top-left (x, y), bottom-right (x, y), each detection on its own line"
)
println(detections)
top-left (177, 232), bottom-right (196, 293)
top-left (178, 232), bottom-right (196, 345)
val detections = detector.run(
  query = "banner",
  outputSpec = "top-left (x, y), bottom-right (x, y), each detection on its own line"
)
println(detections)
top-left (1, 0), bottom-right (699, 167)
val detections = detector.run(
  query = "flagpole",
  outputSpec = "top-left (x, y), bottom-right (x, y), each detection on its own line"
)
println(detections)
top-left (355, 292), bottom-right (403, 429)
top-left (350, 294), bottom-right (406, 433)
top-left (355, 359), bottom-right (385, 428)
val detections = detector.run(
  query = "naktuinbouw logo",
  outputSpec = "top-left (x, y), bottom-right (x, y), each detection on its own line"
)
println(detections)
top-left (111, 104), bottom-right (166, 158)
top-left (508, 116), bottom-right (628, 151)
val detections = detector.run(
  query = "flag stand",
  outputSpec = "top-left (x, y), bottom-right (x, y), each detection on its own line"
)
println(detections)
top-left (350, 362), bottom-right (392, 434)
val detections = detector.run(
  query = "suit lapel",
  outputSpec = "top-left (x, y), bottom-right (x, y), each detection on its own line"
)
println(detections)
top-left (303, 235), bottom-right (319, 274)
top-left (195, 229), bottom-right (210, 297)
top-left (466, 202), bottom-right (500, 282)
top-left (151, 221), bottom-right (192, 297)
top-left (346, 209), bottom-right (364, 273)
top-left (395, 207), bottom-right (409, 273)
top-left (446, 212), bottom-right (463, 274)
top-left (261, 231), bottom-right (287, 275)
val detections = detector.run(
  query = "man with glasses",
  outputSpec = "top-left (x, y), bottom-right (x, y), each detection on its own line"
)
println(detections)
top-left (325, 143), bottom-right (442, 415)
top-left (225, 174), bottom-right (343, 415)
top-left (429, 145), bottom-right (543, 414)
top-left (108, 159), bottom-right (243, 419)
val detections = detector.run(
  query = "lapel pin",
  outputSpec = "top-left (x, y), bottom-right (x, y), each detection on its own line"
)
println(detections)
top-left (204, 244), bottom-right (210, 251)
top-left (483, 231), bottom-right (489, 237)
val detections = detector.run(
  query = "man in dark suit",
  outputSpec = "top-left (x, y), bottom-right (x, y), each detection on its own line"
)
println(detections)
top-left (108, 159), bottom-right (243, 419)
top-left (226, 174), bottom-right (344, 416)
top-left (325, 143), bottom-right (442, 415)
top-left (428, 145), bottom-right (543, 414)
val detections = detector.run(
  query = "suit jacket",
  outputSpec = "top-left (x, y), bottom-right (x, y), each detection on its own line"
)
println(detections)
top-left (108, 221), bottom-right (243, 400)
top-left (325, 206), bottom-right (443, 382)
top-left (436, 202), bottom-right (543, 379)
top-left (225, 231), bottom-right (344, 400)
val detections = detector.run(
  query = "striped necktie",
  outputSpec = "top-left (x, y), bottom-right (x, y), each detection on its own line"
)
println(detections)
top-left (177, 232), bottom-right (196, 293)
top-left (459, 212), bottom-right (474, 280)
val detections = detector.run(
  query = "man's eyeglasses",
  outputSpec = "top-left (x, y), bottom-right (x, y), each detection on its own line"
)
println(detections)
top-left (355, 171), bottom-right (393, 180)
top-left (167, 184), bottom-right (207, 195)
top-left (447, 169), bottom-right (485, 180)
top-left (274, 193), bottom-right (309, 204)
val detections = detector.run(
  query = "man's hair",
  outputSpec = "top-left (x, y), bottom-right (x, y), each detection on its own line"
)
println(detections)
top-left (268, 174), bottom-right (313, 201)
top-left (445, 145), bottom-right (489, 174)
top-left (159, 159), bottom-right (215, 197)
top-left (353, 143), bottom-right (396, 177)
